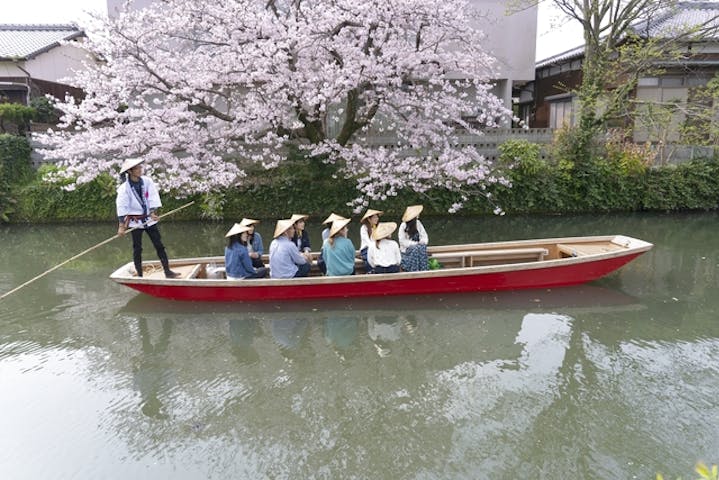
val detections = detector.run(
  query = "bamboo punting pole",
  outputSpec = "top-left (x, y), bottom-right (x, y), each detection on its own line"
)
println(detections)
top-left (0, 201), bottom-right (195, 301)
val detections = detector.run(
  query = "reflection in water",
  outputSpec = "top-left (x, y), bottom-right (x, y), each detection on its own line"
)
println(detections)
top-left (133, 318), bottom-right (174, 419)
top-left (367, 314), bottom-right (418, 357)
top-left (229, 318), bottom-right (261, 365)
top-left (270, 317), bottom-right (309, 361)
top-left (323, 315), bottom-right (358, 355)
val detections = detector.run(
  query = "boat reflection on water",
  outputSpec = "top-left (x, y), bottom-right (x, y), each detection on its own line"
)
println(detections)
top-left (116, 284), bottom-right (643, 367)
top-left (113, 292), bottom-right (596, 473)
top-left (229, 318), bottom-right (261, 365)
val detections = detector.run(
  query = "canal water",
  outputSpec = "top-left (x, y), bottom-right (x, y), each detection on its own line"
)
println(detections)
top-left (1, 212), bottom-right (718, 479)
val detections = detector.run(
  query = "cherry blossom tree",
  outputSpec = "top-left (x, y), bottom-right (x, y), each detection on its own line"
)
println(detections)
top-left (39, 0), bottom-right (513, 210)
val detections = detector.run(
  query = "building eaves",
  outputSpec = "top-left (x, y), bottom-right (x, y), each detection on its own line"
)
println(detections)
top-left (0, 24), bottom-right (84, 61)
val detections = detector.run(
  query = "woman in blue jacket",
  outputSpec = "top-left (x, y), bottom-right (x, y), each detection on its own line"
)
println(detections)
top-left (225, 224), bottom-right (268, 279)
top-left (240, 218), bottom-right (265, 268)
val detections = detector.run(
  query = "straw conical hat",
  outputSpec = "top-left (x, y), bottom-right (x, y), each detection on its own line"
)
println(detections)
top-left (225, 223), bottom-right (251, 237)
top-left (273, 219), bottom-right (295, 238)
top-left (322, 212), bottom-right (347, 225)
top-left (361, 208), bottom-right (383, 222)
top-left (329, 218), bottom-right (351, 237)
top-left (371, 222), bottom-right (397, 241)
top-left (240, 218), bottom-right (260, 226)
top-left (119, 158), bottom-right (143, 174)
top-left (290, 213), bottom-right (309, 223)
top-left (402, 205), bottom-right (423, 222)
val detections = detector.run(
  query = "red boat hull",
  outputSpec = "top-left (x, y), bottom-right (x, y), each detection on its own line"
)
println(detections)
top-left (119, 253), bottom-right (642, 302)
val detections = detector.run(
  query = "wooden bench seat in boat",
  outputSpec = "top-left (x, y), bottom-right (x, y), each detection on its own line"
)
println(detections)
top-left (430, 247), bottom-right (549, 267)
top-left (556, 243), bottom-right (624, 257)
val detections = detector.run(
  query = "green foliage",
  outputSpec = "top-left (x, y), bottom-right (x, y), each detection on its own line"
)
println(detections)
top-left (0, 134), bottom-right (32, 222)
top-left (13, 172), bottom-right (118, 222)
top-left (605, 130), bottom-right (653, 175)
top-left (29, 96), bottom-right (59, 124)
top-left (550, 125), bottom-right (606, 172)
top-left (498, 139), bottom-right (542, 174)
top-left (199, 191), bottom-right (226, 220)
top-left (0, 103), bottom-right (36, 135)
top-left (5, 143), bottom-right (719, 223)
top-left (0, 134), bottom-right (32, 185)
top-left (641, 160), bottom-right (719, 211)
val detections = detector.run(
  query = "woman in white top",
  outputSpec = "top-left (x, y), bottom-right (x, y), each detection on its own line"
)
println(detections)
top-left (359, 208), bottom-right (382, 273)
top-left (398, 205), bottom-right (429, 271)
top-left (367, 222), bottom-right (401, 274)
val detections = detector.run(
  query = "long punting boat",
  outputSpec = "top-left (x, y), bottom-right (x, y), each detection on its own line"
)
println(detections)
top-left (109, 235), bottom-right (653, 302)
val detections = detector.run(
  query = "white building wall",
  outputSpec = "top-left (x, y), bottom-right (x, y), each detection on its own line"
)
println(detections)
top-left (469, 0), bottom-right (538, 82)
top-left (0, 43), bottom-right (87, 84)
top-left (24, 43), bottom-right (89, 84)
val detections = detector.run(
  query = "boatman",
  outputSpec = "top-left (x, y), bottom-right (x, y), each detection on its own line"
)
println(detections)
top-left (116, 158), bottom-right (180, 278)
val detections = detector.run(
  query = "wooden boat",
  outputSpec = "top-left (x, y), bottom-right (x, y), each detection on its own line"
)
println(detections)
top-left (109, 235), bottom-right (652, 302)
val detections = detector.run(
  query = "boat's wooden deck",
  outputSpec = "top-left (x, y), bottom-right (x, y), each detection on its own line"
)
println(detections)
top-left (129, 238), bottom-right (633, 280)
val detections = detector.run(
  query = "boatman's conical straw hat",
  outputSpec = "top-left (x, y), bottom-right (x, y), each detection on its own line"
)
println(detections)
top-left (240, 218), bottom-right (260, 226)
top-left (273, 219), bottom-right (295, 238)
top-left (225, 223), bottom-right (251, 237)
top-left (372, 222), bottom-right (397, 241)
top-left (329, 218), bottom-right (351, 237)
top-left (119, 157), bottom-right (144, 174)
top-left (361, 208), bottom-right (383, 222)
top-left (290, 213), bottom-right (309, 223)
top-left (322, 213), bottom-right (347, 225)
top-left (402, 205), bottom-right (423, 222)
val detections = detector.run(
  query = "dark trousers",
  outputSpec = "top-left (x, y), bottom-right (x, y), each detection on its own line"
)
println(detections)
top-left (360, 247), bottom-right (373, 274)
top-left (294, 262), bottom-right (311, 277)
top-left (244, 267), bottom-right (268, 279)
top-left (374, 265), bottom-right (400, 274)
top-left (131, 224), bottom-right (170, 276)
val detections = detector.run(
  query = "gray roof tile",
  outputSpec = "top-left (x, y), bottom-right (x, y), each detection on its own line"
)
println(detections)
top-left (0, 24), bottom-right (84, 60)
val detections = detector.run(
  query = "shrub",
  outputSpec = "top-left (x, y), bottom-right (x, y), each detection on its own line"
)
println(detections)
top-left (30, 96), bottom-right (59, 124)
top-left (0, 103), bottom-right (36, 135)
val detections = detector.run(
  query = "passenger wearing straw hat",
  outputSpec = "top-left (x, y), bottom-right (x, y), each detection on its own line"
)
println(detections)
top-left (367, 222), bottom-right (401, 274)
top-left (321, 218), bottom-right (356, 276)
top-left (268, 219), bottom-right (312, 278)
top-left (321, 213), bottom-right (347, 242)
top-left (240, 218), bottom-right (264, 268)
top-left (359, 208), bottom-right (383, 274)
top-left (318, 213), bottom-right (348, 274)
top-left (116, 158), bottom-right (179, 278)
top-left (289, 213), bottom-right (312, 253)
top-left (398, 205), bottom-right (429, 272)
top-left (225, 223), bottom-right (268, 279)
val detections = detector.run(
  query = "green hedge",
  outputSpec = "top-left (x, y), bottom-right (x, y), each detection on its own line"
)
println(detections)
top-left (0, 134), bottom-right (33, 221)
top-left (6, 145), bottom-right (719, 223)
top-left (0, 134), bottom-right (32, 185)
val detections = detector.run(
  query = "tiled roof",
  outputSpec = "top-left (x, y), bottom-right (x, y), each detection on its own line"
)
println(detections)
top-left (536, 44), bottom-right (585, 69)
top-left (0, 24), bottom-right (84, 60)
top-left (536, 1), bottom-right (719, 67)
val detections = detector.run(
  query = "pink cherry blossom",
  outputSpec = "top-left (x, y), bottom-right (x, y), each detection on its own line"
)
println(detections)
top-left (37, 0), bottom-right (512, 211)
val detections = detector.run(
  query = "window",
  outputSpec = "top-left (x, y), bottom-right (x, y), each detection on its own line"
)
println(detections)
top-left (549, 98), bottom-right (573, 128)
